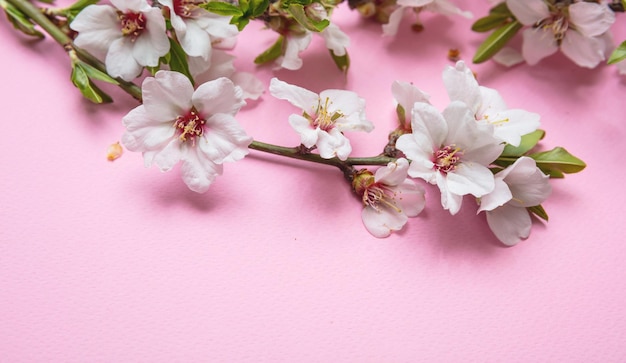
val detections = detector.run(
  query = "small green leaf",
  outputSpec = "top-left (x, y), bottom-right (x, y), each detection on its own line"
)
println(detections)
top-left (623, 0), bottom-right (626, 10)
top-left (200, 1), bottom-right (244, 16)
top-left (529, 147), bottom-right (586, 177)
top-left (287, 4), bottom-right (329, 32)
top-left (71, 64), bottom-right (113, 103)
top-left (473, 20), bottom-right (522, 64)
top-left (166, 37), bottom-right (194, 85)
top-left (1, 1), bottom-right (44, 38)
top-left (396, 104), bottom-right (406, 127)
top-left (79, 62), bottom-right (119, 85)
top-left (608, 40), bottom-right (626, 65)
top-left (528, 205), bottom-right (548, 221)
top-left (500, 129), bottom-right (545, 157)
top-left (489, 2), bottom-right (511, 15)
top-left (472, 13), bottom-right (511, 32)
top-left (254, 35), bottom-right (284, 64)
top-left (248, 0), bottom-right (269, 17)
top-left (330, 49), bottom-right (349, 73)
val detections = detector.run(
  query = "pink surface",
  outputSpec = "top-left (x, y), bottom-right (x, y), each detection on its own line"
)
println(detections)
top-left (2, 3), bottom-right (626, 361)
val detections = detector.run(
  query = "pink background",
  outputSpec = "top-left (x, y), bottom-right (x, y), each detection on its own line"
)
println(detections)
top-left (2, 2), bottom-right (626, 361)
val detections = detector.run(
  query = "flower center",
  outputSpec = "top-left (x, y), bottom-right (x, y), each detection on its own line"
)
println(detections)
top-left (119, 12), bottom-right (146, 40)
top-left (535, 5), bottom-right (570, 42)
top-left (434, 145), bottom-right (462, 174)
top-left (174, 109), bottom-right (206, 145)
top-left (172, 0), bottom-right (199, 18)
top-left (363, 183), bottom-right (402, 213)
top-left (309, 97), bottom-right (344, 131)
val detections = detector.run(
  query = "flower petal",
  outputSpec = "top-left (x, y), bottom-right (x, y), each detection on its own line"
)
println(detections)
top-left (269, 78), bottom-right (319, 113)
top-left (361, 204), bottom-right (408, 238)
top-left (442, 60), bottom-right (481, 114)
top-left (142, 71), bottom-right (194, 121)
top-left (436, 172), bottom-right (463, 215)
top-left (506, 0), bottom-right (549, 26)
top-left (484, 108), bottom-right (540, 146)
top-left (568, 1), bottom-right (615, 38)
top-left (288, 114), bottom-right (319, 148)
top-left (375, 158), bottom-right (410, 186)
top-left (229, 72), bottom-right (265, 100)
top-left (391, 81), bottom-right (430, 121)
top-left (521, 28), bottom-right (559, 65)
top-left (500, 157), bottom-right (551, 207)
top-left (478, 177), bottom-right (512, 213)
top-left (199, 113), bottom-right (251, 164)
top-left (177, 18), bottom-right (212, 59)
top-left (276, 34), bottom-right (311, 70)
top-left (193, 77), bottom-right (245, 116)
top-left (105, 38), bottom-right (143, 81)
top-left (561, 30), bottom-right (607, 68)
top-left (382, 7), bottom-right (405, 37)
top-left (395, 180), bottom-right (426, 217)
top-left (447, 162), bottom-right (495, 197)
top-left (320, 23), bottom-right (350, 56)
top-left (317, 128), bottom-right (352, 160)
top-left (486, 204), bottom-right (532, 246)
top-left (180, 147), bottom-right (224, 193)
top-left (70, 5), bottom-right (121, 56)
top-left (121, 106), bottom-right (176, 151)
top-left (492, 47), bottom-right (525, 67)
top-left (411, 102), bottom-right (448, 148)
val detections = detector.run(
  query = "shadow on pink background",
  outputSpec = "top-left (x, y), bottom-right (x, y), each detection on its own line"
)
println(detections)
top-left (1, 2), bottom-right (626, 361)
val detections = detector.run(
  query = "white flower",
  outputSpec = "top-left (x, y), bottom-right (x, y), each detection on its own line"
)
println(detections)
top-left (269, 78), bottom-right (373, 160)
top-left (396, 101), bottom-right (504, 215)
top-left (383, 0), bottom-right (472, 36)
top-left (158, 0), bottom-right (238, 60)
top-left (355, 158), bottom-right (426, 238)
top-left (507, 0), bottom-right (615, 68)
top-left (121, 71), bottom-right (252, 193)
top-left (70, 0), bottom-right (169, 81)
top-left (391, 80), bottom-right (430, 128)
top-left (478, 156), bottom-right (552, 246)
top-left (188, 50), bottom-right (265, 100)
top-left (442, 60), bottom-right (540, 147)
top-left (276, 33), bottom-right (312, 71)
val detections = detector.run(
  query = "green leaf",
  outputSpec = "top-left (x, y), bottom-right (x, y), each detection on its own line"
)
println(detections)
top-left (473, 20), bottom-right (522, 64)
top-left (248, 0), bottom-right (269, 17)
top-left (165, 37), bottom-right (194, 85)
top-left (1, 1), bottom-right (44, 38)
top-left (623, 0), bottom-right (626, 10)
top-left (500, 129), bottom-right (545, 157)
top-left (471, 14), bottom-right (510, 33)
top-left (71, 64), bottom-right (113, 103)
top-left (254, 35), bottom-right (284, 64)
top-left (529, 147), bottom-right (586, 177)
top-left (330, 49), bottom-right (349, 73)
top-left (608, 40), bottom-right (626, 65)
top-left (396, 104), bottom-right (406, 127)
top-left (79, 62), bottom-right (119, 85)
top-left (200, 1), bottom-right (243, 16)
top-left (528, 205), bottom-right (548, 221)
top-left (287, 3), bottom-right (329, 32)
top-left (489, 2), bottom-right (511, 15)
top-left (64, 0), bottom-right (99, 20)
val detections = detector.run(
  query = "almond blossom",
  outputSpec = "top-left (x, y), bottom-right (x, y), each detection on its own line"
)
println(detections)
top-left (157, 0), bottom-right (238, 60)
top-left (506, 0), bottom-right (615, 68)
top-left (353, 159), bottom-right (426, 238)
top-left (269, 78), bottom-right (373, 160)
top-left (478, 157), bottom-right (552, 246)
top-left (396, 101), bottom-right (504, 215)
top-left (442, 61), bottom-right (540, 147)
top-left (70, 0), bottom-right (169, 81)
top-left (382, 0), bottom-right (472, 36)
top-left (121, 71), bottom-right (252, 193)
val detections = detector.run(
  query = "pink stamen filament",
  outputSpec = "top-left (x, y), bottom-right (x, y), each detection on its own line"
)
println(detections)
top-left (174, 110), bottom-right (206, 145)
top-left (363, 183), bottom-right (402, 213)
top-left (119, 12), bottom-right (146, 40)
top-left (434, 145), bottom-right (462, 174)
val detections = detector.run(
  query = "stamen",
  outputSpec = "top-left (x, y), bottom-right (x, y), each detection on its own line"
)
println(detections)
top-left (174, 109), bottom-right (206, 145)
top-left (434, 145), bottom-right (463, 174)
top-left (119, 12), bottom-right (146, 40)
top-left (311, 97), bottom-right (344, 131)
top-left (363, 184), bottom-right (402, 213)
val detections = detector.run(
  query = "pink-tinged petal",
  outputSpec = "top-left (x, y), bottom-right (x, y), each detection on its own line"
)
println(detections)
top-left (194, 12), bottom-right (239, 40)
top-left (177, 19), bottom-right (212, 59)
top-left (396, 134), bottom-right (435, 182)
top-left (143, 9), bottom-right (170, 57)
top-left (478, 178), bottom-right (512, 213)
top-left (391, 81), bottom-right (430, 120)
top-left (361, 204), bottom-right (408, 238)
top-left (395, 180), bottom-right (426, 217)
top-left (485, 109), bottom-right (540, 146)
top-left (180, 148), bottom-right (224, 193)
top-left (375, 158), bottom-right (410, 186)
top-left (277, 34), bottom-right (311, 70)
top-left (199, 113), bottom-right (251, 164)
top-left (194, 50), bottom-right (235, 80)
top-left (521, 28), bottom-right (559, 65)
top-left (447, 162), bottom-right (495, 197)
top-left (105, 38), bottom-right (143, 81)
top-left (436, 172), bottom-right (463, 215)
top-left (320, 23), bottom-right (350, 56)
top-left (382, 7), bottom-right (405, 37)
top-left (229, 72), bottom-right (265, 100)
top-left (319, 89), bottom-right (362, 118)
top-left (411, 102), bottom-right (448, 148)
top-left (288, 114), bottom-right (319, 148)
top-left (425, 0), bottom-right (472, 19)
top-left (111, 0), bottom-right (150, 12)
top-left (152, 138), bottom-right (183, 171)
top-left (70, 5), bottom-right (121, 56)
top-left (317, 128), bottom-right (351, 160)
top-left (442, 61), bottom-right (481, 114)
top-left (506, 0), bottom-right (549, 26)
top-left (569, 2), bottom-right (615, 38)
top-left (561, 30), bottom-right (606, 68)
top-left (486, 204), bottom-right (532, 246)
top-left (121, 115), bottom-right (176, 152)
top-left (142, 71), bottom-right (194, 121)
top-left (397, 0), bottom-right (432, 6)
top-left (193, 77), bottom-right (245, 116)
top-left (492, 47), bottom-right (525, 67)
top-left (500, 157), bottom-right (551, 207)
top-left (269, 78), bottom-right (319, 113)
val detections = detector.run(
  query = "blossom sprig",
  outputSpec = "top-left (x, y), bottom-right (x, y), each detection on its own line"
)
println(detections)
top-left (473, 0), bottom-right (622, 69)
top-left (3, 0), bottom-right (587, 245)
